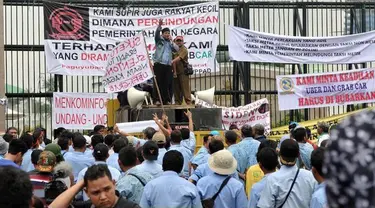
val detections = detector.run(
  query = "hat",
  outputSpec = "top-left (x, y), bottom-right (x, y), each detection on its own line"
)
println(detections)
top-left (175, 36), bottom-right (184, 41)
top-left (45, 144), bottom-right (63, 161)
top-left (210, 130), bottom-right (220, 136)
top-left (0, 138), bottom-right (8, 155)
top-left (288, 122), bottom-right (299, 130)
top-left (37, 151), bottom-right (57, 173)
top-left (152, 132), bottom-right (166, 144)
top-left (208, 149), bottom-right (237, 175)
top-left (143, 141), bottom-right (159, 161)
top-left (279, 139), bottom-right (299, 165)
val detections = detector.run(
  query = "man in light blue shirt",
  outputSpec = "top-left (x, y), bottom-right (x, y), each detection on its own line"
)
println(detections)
top-left (107, 137), bottom-right (128, 172)
top-left (180, 111), bottom-right (196, 154)
top-left (136, 141), bottom-right (163, 178)
top-left (190, 140), bottom-right (239, 184)
top-left (152, 132), bottom-right (167, 165)
top-left (248, 147), bottom-right (278, 208)
top-left (64, 134), bottom-right (95, 180)
top-left (293, 126), bottom-right (314, 170)
top-left (197, 149), bottom-right (247, 208)
top-left (277, 122), bottom-right (298, 150)
top-left (258, 139), bottom-right (316, 208)
top-left (20, 134), bottom-right (35, 172)
top-left (140, 150), bottom-right (202, 208)
top-left (225, 130), bottom-right (247, 175)
top-left (190, 134), bottom-right (212, 169)
top-left (0, 139), bottom-right (28, 168)
top-left (117, 146), bottom-right (153, 204)
top-left (310, 147), bottom-right (327, 208)
top-left (237, 125), bottom-right (260, 169)
top-left (168, 130), bottom-right (193, 179)
top-left (77, 144), bottom-right (121, 201)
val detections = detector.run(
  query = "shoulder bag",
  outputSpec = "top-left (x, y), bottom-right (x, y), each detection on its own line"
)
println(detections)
top-left (201, 176), bottom-right (231, 208)
top-left (128, 173), bottom-right (146, 186)
top-left (278, 168), bottom-right (300, 208)
top-left (182, 59), bottom-right (194, 76)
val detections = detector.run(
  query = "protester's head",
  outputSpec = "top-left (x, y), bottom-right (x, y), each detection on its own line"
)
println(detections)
top-left (225, 130), bottom-right (238, 145)
top-left (208, 139), bottom-right (224, 154)
top-left (20, 134), bottom-right (33, 149)
top-left (161, 27), bottom-right (171, 39)
top-left (53, 127), bottom-right (66, 140)
top-left (208, 149), bottom-right (237, 175)
top-left (311, 147), bottom-right (325, 182)
top-left (258, 147), bottom-right (279, 173)
top-left (113, 138), bottom-right (128, 153)
top-left (213, 135), bottom-right (224, 142)
top-left (143, 141), bottom-right (159, 161)
top-left (174, 36), bottom-right (184, 46)
top-left (60, 130), bottom-right (74, 141)
top-left (118, 146), bottom-right (137, 170)
top-left (53, 161), bottom-right (74, 188)
top-left (229, 124), bottom-right (239, 130)
top-left (170, 130), bottom-right (182, 144)
top-left (104, 134), bottom-right (115, 148)
top-left (107, 127), bottom-right (114, 134)
top-left (258, 140), bottom-right (278, 151)
top-left (279, 139), bottom-right (299, 166)
top-left (73, 133), bottom-right (87, 150)
top-left (37, 151), bottom-right (57, 173)
top-left (2, 133), bottom-right (14, 143)
top-left (33, 128), bottom-right (44, 145)
top-left (136, 146), bottom-right (144, 164)
top-left (57, 136), bottom-right (70, 151)
top-left (162, 150), bottom-right (183, 173)
top-left (84, 164), bottom-right (117, 208)
top-left (0, 139), bottom-right (8, 156)
top-left (292, 126), bottom-right (307, 142)
top-left (203, 134), bottom-right (213, 148)
top-left (91, 134), bottom-right (104, 149)
top-left (6, 127), bottom-right (18, 139)
top-left (0, 166), bottom-right (33, 208)
top-left (317, 121), bottom-right (329, 135)
top-left (241, 124), bottom-right (253, 138)
top-left (45, 179), bottom-right (68, 205)
top-left (93, 143), bottom-right (109, 162)
top-left (288, 121), bottom-right (298, 132)
top-left (143, 127), bottom-right (156, 140)
top-left (152, 132), bottom-right (166, 148)
top-left (93, 125), bottom-right (106, 136)
top-left (7, 139), bottom-right (28, 165)
top-left (180, 128), bottom-right (190, 140)
top-left (31, 149), bottom-right (43, 166)
top-left (253, 124), bottom-right (265, 137)
top-left (45, 143), bottom-right (64, 163)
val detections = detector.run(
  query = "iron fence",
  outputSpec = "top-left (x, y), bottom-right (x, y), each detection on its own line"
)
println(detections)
top-left (4, 0), bottom-right (375, 138)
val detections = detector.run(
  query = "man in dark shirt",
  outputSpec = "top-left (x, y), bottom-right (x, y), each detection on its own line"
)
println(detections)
top-left (50, 164), bottom-right (140, 208)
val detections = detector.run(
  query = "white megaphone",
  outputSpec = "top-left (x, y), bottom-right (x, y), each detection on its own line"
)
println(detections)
top-left (127, 87), bottom-right (151, 108)
top-left (194, 86), bottom-right (215, 105)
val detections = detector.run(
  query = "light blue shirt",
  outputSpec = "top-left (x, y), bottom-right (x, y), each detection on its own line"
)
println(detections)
top-left (64, 151), bottom-right (95, 180)
top-left (190, 146), bottom-right (209, 166)
top-left (140, 171), bottom-right (202, 208)
top-left (168, 144), bottom-right (193, 179)
top-left (248, 174), bottom-right (269, 208)
top-left (20, 149), bottom-right (34, 172)
top-left (116, 166), bottom-right (153, 204)
top-left (189, 163), bottom-right (239, 183)
top-left (107, 153), bottom-right (121, 172)
top-left (257, 165), bottom-right (317, 208)
top-left (181, 132), bottom-right (196, 154)
top-left (197, 173), bottom-right (247, 208)
top-left (310, 182), bottom-right (327, 208)
top-left (69, 145), bottom-right (74, 152)
top-left (227, 144), bottom-right (248, 174)
top-left (297, 143), bottom-right (314, 170)
top-left (77, 161), bottom-right (121, 201)
top-left (156, 148), bottom-right (167, 165)
top-left (132, 137), bottom-right (147, 147)
top-left (136, 160), bottom-right (163, 178)
top-left (237, 137), bottom-right (261, 169)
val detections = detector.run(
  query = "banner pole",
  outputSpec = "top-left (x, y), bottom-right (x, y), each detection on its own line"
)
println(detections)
top-left (142, 31), bottom-right (165, 113)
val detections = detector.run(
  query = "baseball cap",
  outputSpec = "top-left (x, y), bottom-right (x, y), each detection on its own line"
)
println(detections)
top-left (152, 132), bottom-right (166, 144)
top-left (279, 139), bottom-right (299, 165)
top-left (45, 144), bottom-right (64, 162)
top-left (37, 151), bottom-right (57, 173)
top-left (143, 141), bottom-right (159, 161)
top-left (93, 143), bottom-right (109, 160)
top-left (209, 130), bottom-right (220, 136)
top-left (175, 36), bottom-right (184, 41)
top-left (0, 138), bottom-right (8, 155)
top-left (289, 122), bottom-right (299, 130)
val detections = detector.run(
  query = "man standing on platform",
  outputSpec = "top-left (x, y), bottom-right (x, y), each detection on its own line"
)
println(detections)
top-left (172, 36), bottom-right (192, 105)
top-left (153, 19), bottom-right (179, 106)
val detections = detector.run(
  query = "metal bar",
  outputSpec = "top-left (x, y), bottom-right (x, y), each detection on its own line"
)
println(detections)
top-left (302, 5), bottom-right (309, 122)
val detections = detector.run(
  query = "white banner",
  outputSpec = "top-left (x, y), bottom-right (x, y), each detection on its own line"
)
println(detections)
top-left (228, 25), bottom-right (375, 64)
top-left (196, 98), bottom-right (271, 134)
top-left (52, 92), bottom-right (109, 129)
top-left (277, 68), bottom-right (375, 110)
top-left (116, 120), bottom-right (160, 134)
top-left (43, 1), bottom-right (219, 76)
top-left (103, 34), bottom-right (153, 93)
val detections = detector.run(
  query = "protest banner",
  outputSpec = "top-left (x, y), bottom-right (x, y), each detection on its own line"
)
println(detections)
top-left (43, 1), bottom-right (219, 76)
top-left (102, 33), bottom-right (153, 93)
top-left (196, 98), bottom-right (271, 134)
top-left (52, 92), bottom-right (109, 129)
top-left (228, 25), bottom-right (375, 64)
top-left (277, 68), bottom-right (375, 110)
top-left (116, 120), bottom-right (159, 134)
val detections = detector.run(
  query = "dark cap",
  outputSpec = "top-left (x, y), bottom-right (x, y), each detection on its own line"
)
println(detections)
top-left (93, 143), bottom-right (109, 161)
top-left (279, 139), bottom-right (299, 165)
top-left (143, 141), bottom-right (159, 161)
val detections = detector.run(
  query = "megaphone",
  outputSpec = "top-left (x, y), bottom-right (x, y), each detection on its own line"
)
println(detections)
top-left (127, 87), bottom-right (150, 108)
top-left (194, 86), bottom-right (215, 105)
